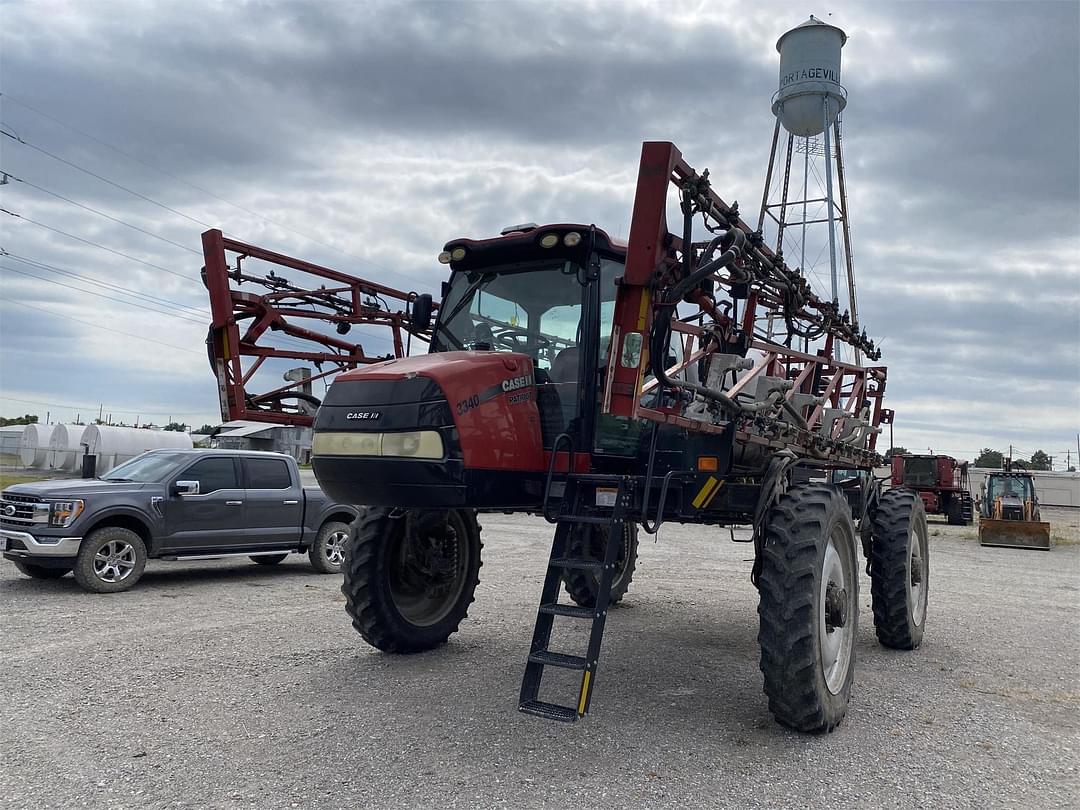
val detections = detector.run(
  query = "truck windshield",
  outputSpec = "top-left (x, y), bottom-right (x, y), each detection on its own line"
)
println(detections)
top-left (903, 457), bottom-right (936, 487)
top-left (101, 453), bottom-right (187, 483)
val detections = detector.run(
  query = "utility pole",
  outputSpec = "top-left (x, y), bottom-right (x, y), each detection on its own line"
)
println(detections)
top-left (98, 403), bottom-right (103, 423)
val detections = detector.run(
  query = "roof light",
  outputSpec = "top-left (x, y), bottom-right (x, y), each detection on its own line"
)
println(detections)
top-left (563, 231), bottom-right (582, 247)
top-left (539, 233), bottom-right (559, 248)
top-left (500, 223), bottom-right (538, 235)
top-left (438, 251), bottom-right (452, 264)
top-left (450, 247), bottom-right (467, 261)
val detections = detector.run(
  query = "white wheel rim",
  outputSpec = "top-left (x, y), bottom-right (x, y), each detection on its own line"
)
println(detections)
top-left (908, 519), bottom-right (927, 626)
top-left (93, 539), bottom-right (137, 583)
top-left (818, 527), bottom-right (855, 695)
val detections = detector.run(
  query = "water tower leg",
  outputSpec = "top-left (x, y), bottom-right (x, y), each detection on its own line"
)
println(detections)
top-left (821, 97), bottom-right (839, 305)
top-left (757, 118), bottom-right (782, 233)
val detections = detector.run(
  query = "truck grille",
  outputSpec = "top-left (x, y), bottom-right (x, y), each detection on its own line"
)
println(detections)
top-left (0, 492), bottom-right (48, 525)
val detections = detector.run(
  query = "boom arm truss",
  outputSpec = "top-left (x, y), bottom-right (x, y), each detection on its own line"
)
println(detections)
top-left (202, 229), bottom-right (434, 426)
top-left (604, 142), bottom-right (891, 465)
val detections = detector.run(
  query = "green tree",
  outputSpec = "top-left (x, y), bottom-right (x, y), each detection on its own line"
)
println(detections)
top-left (1029, 450), bottom-right (1051, 471)
top-left (973, 448), bottom-right (1003, 468)
top-left (195, 424), bottom-right (219, 435)
top-left (163, 422), bottom-right (188, 432)
top-left (0, 413), bottom-right (38, 426)
top-left (885, 446), bottom-right (909, 458)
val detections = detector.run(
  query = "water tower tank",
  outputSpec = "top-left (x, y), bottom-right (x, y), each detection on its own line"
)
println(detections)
top-left (772, 16), bottom-right (847, 137)
top-left (18, 423), bottom-right (56, 468)
top-left (84, 426), bottom-right (194, 473)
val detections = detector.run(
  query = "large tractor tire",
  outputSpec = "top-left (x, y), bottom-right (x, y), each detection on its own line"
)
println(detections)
top-left (562, 522), bottom-right (638, 608)
top-left (945, 495), bottom-right (964, 526)
top-left (342, 508), bottom-right (482, 653)
top-left (757, 484), bottom-right (859, 733)
top-left (870, 488), bottom-right (929, 650)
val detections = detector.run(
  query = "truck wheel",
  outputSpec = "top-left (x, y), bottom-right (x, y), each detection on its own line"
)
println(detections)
top-left (870, 488), bottom-right (929, 650)
top-left (562, 522), bottom-right (638, 608)
top-left (308, 521), bottom-right (351, 574)
top-left (342, 508), bottom-right (482, 653)
top-left (73, 527), bottom-right (147, 594)
top-left (757, 484), bottom-right (859, 733)
top-left (12, 560), bottom-right (72, 579)
top-left (250, 554), bottom-right (289, 566)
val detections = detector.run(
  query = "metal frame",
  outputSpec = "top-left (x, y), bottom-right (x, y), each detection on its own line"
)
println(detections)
top-left (603, 142), bottom-right (888, 465)
top-left (202, 230), bottom-right (433, 426)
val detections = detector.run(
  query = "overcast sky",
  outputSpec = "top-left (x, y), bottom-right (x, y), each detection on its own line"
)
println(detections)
top-left (1, 0), bottom-right (1077, 467)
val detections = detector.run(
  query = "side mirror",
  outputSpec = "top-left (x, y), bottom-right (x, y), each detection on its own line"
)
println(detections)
top-left (410, 294), bottom-right (433, 331)
top-left (175, 480), bottom-right (200, 496)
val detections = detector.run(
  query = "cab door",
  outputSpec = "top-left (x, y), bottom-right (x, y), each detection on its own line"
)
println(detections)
top-left (163, 456), bottom-right (246, 551)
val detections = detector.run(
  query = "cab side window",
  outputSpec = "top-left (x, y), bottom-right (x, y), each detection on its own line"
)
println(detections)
top-left (182, 458), bottom-right (238, 494)
top-left (245, 458), bottom-right (292, 489)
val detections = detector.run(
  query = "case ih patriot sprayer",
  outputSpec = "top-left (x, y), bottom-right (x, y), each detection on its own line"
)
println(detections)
top-left (202, 140), bottom-right (931, 733)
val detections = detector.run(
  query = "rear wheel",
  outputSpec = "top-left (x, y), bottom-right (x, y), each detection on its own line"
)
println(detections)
top-left (12, 560), bottom-right (72, 579)
top-left (757, 484), bottom-right (859, 733)
top-left (250, 553), bottom-right (289, 566)
top-left (562, 522), bottom-right (638, 607)
top-left (342, 508), bottom-right (482, 653)
top-left (945, 495), bottom-right (964, 526)
top-left (870, 488), bottom-right (929, 649)
top-left (309, 520), bottom-right (350, 574)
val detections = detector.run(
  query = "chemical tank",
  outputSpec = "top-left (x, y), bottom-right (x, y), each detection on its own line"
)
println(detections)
top-left (18, 423), bottom-right (57, 468)
top-left (83, 426), bottom-right (193, 473)
top-left (47, 424), bottom-right (88, 471)
top-left (772, 15), bottom-right (847, 137)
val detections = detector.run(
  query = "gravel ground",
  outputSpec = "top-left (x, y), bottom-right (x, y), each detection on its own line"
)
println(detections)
top-left (2, 511), bottom-right (1078, 809)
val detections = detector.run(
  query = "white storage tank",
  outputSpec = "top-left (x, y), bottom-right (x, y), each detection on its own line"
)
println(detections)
top-left (18, 423), bottom-right (57, 468)
top-left (83, 426), bottom-right (193, 474)
top-left (772, 15), bottom-right (847, 137)
top-left (47, 424), bottom-right (88, 471)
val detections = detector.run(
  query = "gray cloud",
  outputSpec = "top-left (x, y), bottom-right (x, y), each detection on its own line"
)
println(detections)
top-left (1, 0), bottom-right (1077, 460)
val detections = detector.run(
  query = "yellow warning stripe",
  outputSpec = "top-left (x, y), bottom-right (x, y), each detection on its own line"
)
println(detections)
top-left (578, 671), bottom-right (592, 716)
top-left (636, 290), bottom-right (651, 331)
top-left (702, 479), bottom-right (725, 509)
top-left (692, 476), bottom-right (720, 509)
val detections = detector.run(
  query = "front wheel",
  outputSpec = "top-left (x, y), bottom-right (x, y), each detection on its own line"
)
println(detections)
top-left (870, 488), bottom-right (929, 649)
top-left (73, 527), bottom-right (147, 594)
top-left (562, 522), bottom-right (638, 607)
top-left (342, 508), bottom-right (482, 653)
top-left (758, 484), bottom-right (859, 733)
top-left (12, 560), bottom-right (73, 579)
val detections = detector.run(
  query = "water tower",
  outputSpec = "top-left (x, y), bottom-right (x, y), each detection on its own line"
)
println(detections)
top-left (757, 16), bottom-right (860, 359)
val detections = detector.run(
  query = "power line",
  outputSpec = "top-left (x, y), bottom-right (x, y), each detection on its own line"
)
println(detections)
top-left (1, 297), bottom-right (203, 354)
top-left (1, 250), bottom-right (208, 317)
top-left (0, 169), bottom-right (201, 255)
top-left (1, 126), bottom-right (214, 229)
top-left (0, 263), bottom-right (207, 325)
top-left (0, 394), bottom-right (210, 419)
top-left (0, 206), bottom-right (192, 279)
top-left (0, 92), bottom-right (405, 281)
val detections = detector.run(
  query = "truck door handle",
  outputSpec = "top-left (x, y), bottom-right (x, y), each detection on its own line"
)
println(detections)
top-left (225, 500), bottom-right (243, 506)
top-left (283, 500), bottom-right (299, 505)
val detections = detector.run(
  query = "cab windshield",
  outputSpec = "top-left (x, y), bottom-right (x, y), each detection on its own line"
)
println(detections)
top-left (987, 474), bottom-right (1033, 501)
top-left (432, 259), bottom-right (621, 375)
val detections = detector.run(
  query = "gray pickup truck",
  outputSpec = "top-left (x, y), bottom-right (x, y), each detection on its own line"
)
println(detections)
top-left (1, 449), bottom-right (358, 593)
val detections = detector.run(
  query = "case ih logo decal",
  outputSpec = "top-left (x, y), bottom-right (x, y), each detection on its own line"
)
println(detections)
top-left (346, 411), bottom-right (381, 420)
top-left (457, 373), bottom-right (536, 415)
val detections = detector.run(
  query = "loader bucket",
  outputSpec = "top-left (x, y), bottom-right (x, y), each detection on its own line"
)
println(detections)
top-left (978, 518), bottom-right (1052, 550)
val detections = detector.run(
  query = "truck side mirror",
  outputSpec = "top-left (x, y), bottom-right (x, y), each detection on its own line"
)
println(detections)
top-left (175, 480), bottom-right (200, 496)
top-left (410, 294), bottom-right (433, 331)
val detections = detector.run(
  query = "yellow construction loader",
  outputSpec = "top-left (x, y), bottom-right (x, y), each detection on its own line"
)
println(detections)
top-left (978, 470), bottom-right (1052, 549)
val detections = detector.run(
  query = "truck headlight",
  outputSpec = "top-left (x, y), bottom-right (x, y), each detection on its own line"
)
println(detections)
top-left (49, 500), bottom-right (85, 527)
top-left (313, 431), bottom-right (444, 460)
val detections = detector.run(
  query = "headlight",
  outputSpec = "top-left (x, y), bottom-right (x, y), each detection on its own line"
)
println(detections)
top-left (313, 431), bottom-right (444, 460)
top-left (563, 231), bottom-right (582, 247)
top-left (49, 500), bottom-right (85, 527)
